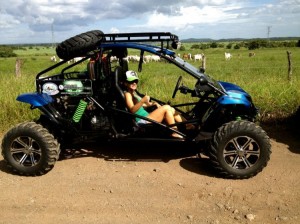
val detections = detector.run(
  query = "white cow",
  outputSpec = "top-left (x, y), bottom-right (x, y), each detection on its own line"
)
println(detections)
top-left (225, 52), bottom-right (232, 60)
top-left (72, 57), bottom-right (84, 63)
top-left (144, 55), bottom-right (152, 63)
top-left (50, 56), bottom-right (57, 62)
top-left (150, 55), bottom-right (160, 62)
top-left (58, 58), bottom-right (71, 64)
top-left (110, 56), bottom-right (118, 62)
top-left (194, 53), bottom-right (204, 61)
top-left (122, 57), bottom-right (129, 63)
top-left (127, 55), bottom-right (139, 62)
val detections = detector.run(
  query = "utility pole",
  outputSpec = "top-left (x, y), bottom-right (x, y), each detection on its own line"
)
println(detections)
top-left (51, 23), bottom-right (55, 48)
top-left (267, 26), bottom-right (272, 46)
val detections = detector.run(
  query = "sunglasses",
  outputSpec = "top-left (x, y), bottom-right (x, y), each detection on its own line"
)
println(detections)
top-left (128, 80), bottom-right (138, 84)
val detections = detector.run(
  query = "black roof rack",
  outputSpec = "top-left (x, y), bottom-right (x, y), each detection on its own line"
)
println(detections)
top-left (103, 32), bottom-right (179, 43)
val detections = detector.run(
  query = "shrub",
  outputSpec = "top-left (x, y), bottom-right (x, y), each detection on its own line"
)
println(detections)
top-left (179, 45), bottom-right (186, 51)
top-left (0, 46), bottom-right (17, 57)
top-left (234, 44), bottom-right (240, 49)
top-left (226, 43), bottom-right (232, 49)
top-left (210, 42), bottom-right (218, 48)
top-left (191, 44), bottom-right (200, 49)
top-left (248, 41), bottom-right (260, 50)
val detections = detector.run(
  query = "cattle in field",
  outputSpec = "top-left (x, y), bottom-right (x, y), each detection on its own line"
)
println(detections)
top-left (127, 55), bottom-right (139, 62)
top-left (58, 58), bottom-right (71, 64)
top-left (110, 56), bottom-right (118, 62)
top-left (50, 56), bottom-right (57, 62)
top-left (249, 52), bottom-right (256, 57)
top-left (122, 56), bottom-right (129, 63)
top-left (72, 57), bottom-right (84, 63)
top-left (144, 55), bottom-right (152, 63)
top-left (182, 53), bottom-right (192, 60)
top-left (194, 53), bottom-right (204, 61)
top-left (225, 52), bottom-right (232, 60)
top-left (150, 55), bottom-right (160, 62)
top-left (143, 55), bottom-right (160, 62)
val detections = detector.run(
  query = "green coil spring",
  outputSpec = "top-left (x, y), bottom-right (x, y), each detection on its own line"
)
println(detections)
top-left (72, 100), bottom-right (88, 123)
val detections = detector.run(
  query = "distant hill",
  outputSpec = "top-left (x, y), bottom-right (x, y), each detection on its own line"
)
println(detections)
top-left (181, 37), bottom-right (300, 43)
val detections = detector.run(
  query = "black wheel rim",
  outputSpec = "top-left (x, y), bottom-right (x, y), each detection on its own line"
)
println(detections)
top-left (10, 136), bottom-right (42, 167)
top-left (223, 136), bottom-right (260, 170)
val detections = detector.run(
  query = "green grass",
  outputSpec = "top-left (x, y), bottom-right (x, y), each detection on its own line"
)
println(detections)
top-left (0, 46), bottom-right (299, 132)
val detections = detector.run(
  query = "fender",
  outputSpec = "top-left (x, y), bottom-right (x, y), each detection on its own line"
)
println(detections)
top-left (201, 84), bottom-right (257, 131)
top-left (17, 93), bottom-right (54, 107)
top-left (217, 91), bottom-right (251, 107)
top-left (218, 81), bottom-right (251, 107)
top-left (17, 93), bottom-right (62, 126)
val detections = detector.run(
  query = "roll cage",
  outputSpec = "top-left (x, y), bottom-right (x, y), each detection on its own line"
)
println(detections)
top-left (35, 32), bottom-right (225, 97)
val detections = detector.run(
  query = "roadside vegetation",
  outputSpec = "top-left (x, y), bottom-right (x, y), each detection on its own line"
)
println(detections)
top-left (0, 40), bottom-right (299, 132)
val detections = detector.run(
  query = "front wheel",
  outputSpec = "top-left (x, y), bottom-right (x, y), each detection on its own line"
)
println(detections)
top-left (1, 122), bottom-right (60, 176)
top-left (209, 121), bottom-right (271, 179)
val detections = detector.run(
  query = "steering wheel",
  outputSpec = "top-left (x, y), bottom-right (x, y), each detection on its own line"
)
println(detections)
top-left (172, 76), bottom-right (183, 99)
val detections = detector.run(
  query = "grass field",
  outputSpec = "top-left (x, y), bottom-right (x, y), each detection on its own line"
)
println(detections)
top-left (0, 46), bottom-right (299, 132)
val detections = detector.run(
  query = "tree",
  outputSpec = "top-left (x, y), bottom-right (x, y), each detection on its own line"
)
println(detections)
top-left (191, 44), bottom-right (200, 49)
top-left (0, 46), bottom-right (17, 57)
top-left (234, 44), bottom-right (241, 50)
top-left (179, 45), bottom-right (186, 51)
top-left (210, 42), bottom-right (218, 48)
top-left (226, 43), bottom-right (232, 49)
top-left (297, 40), bottom-right (300, 47)
top-left (200, 44), bottom-right (209, 50)
top-left (248, 41), bottom-right (260, 50)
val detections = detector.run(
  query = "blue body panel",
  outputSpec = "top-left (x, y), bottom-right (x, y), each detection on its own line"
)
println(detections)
top-left (17, 93), bottom-right (53, 107)
top-left (218, 81), bottom-right (251, 107)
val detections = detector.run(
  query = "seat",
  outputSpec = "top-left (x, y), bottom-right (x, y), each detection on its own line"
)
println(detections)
top-left (109, 66), bottom-right (136, 133)
top-left (87, 54), bottom-right (101, 80)
top-left (87, 60), bottom-right (96, 80)
top-left (112, 66), bottom-right (127, 110)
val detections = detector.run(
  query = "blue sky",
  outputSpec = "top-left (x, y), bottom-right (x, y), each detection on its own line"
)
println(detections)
top-left (0, 0), bottom-right (299, 44)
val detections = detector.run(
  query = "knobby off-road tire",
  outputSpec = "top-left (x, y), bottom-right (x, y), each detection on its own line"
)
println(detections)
top-left (209, 120), bottom-right (271, 179)
top-left (1, 122), bottom-right (60, 176)
top-left (56, 30), bottom-right (104, 60)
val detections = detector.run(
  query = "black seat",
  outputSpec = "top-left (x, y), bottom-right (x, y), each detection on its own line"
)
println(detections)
top-left (113, 66), bottom-right (127, 110)
top-left (109, 66), bottom-right (137, 133)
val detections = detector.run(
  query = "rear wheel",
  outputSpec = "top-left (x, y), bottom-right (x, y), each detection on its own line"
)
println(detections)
top-left (1, 122), bottom-right (60, 176)
top-left (209, 120), bottom-right (271, 179)
top-left (56, 30), bottom-right (104, 60)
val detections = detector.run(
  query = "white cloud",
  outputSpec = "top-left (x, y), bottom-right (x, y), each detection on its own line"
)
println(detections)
top-left (0, 0), bottom-right (299, 43)
top-left (110, 27), bottom-right (120, 33)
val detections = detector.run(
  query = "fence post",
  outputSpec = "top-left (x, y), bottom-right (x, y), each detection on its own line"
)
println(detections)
top-left (15, 58), bottom-right (22, 77)
top-left (287, 51), bottom-right (292, 81)
top-left (200, 55), bottom-right (206, 73)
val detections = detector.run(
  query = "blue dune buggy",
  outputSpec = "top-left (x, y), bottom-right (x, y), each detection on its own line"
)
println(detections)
top-left (1, 30), bottom-right (271, 178)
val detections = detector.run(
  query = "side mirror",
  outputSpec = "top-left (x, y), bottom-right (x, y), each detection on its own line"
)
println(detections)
top-left (171, 41), bottom-right (181, 50)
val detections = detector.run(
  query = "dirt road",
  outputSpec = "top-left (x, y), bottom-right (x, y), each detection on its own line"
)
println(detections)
top-left (0, 126), bottom-right (299, 224)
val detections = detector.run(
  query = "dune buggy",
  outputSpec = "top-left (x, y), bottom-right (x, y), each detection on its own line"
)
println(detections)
top-left (1, 30), bottom-right (271, 179)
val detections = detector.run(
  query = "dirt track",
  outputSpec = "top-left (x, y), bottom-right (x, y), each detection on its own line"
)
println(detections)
top-left (0, 126), bottom-right (300, 224)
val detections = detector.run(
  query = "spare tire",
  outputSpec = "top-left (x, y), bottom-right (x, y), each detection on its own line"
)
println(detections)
top-left (56, 30), bottom-right (104, 60)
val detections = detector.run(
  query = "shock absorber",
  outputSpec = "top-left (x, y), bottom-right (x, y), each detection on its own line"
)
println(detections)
top-left (72, 99), bottom-right (88, 123)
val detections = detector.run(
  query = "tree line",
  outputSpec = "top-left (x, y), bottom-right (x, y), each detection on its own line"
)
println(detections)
top-left (1, 40), bottom-right (300, 57)
top-left (179, 39), bottom-right (300, 51)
